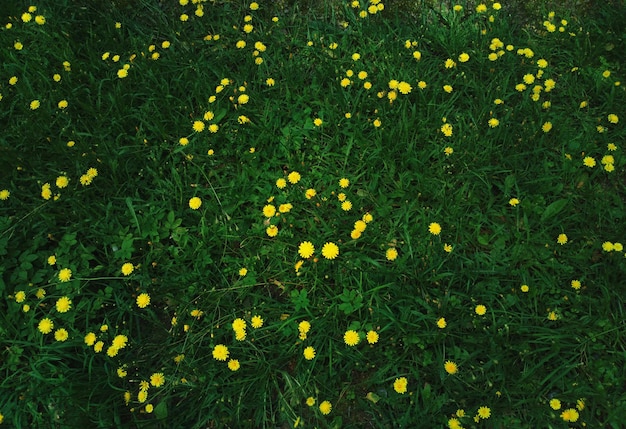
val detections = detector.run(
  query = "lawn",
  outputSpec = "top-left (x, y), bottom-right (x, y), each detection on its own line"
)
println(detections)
top-left (1, 0), bottom-right (625, 427)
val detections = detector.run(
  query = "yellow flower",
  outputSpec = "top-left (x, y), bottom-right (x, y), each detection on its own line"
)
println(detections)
top-left (212, 344), bottom-right (229, 361)
top-left (239, 267), bottom-right (248, 276)
top-left (321, 242), bottom-right (339, 260)
top-left (55, 175), bottom-right (69, 188)
top-left (251, 315), bottom-right (263, 328)
top-left (397, 81), bottom-right (412, 94)
top-left (228, 359), bottom-right (240, 371)
top-left (550, 398), bottom-right (561, 410)
top-left (477, 406), bottom-right (491, 419)
top-left (437, 317), bottom-right (447, 328)
top-left (344, 330), bottom-right (360, 346)
top-left (0, 189), bottom-right (9, 200)
top-left (58, 268), bottom-right (72, 282)
top-left (475, 304), bottom-right (487, 315)
top-left (341, 201), bottom-right (352, 211)
top-left (583, 156), bottom-right (596, 168)
top-left (429, 222), bottom-right (442, 235)
top-left (557, 233), bottom-right (568, 245)
top-left (319, 400), bottom-right (332, 415)
top-left (488, 118), bottom-right (500, 128)
top-left (121, 262), bottom-right (134, 276)
top-left (560, 408), bottom-right (579, 422)
top-left (266, 225), bottom-right (278, 237)
top-left (509, 198), bottom-right (520, 206)
top-left (136, 293), bottom-right (151, 308)
top-left (476, 4), bottom-right (487, 13)
top-left (542, 122), bottom-right (552, 133)
top-left (339, 178), bottom-right (350, 188)
top-left (54, 328), bottom-right (69, 342)
top-left (306, 397), bottom-right (316, 406)
top-left (38, 318), bottom-right (54, 334)
top-left (84, 332), bottom-right (96, 346)
top-left (303, 346), bottom-right (316, 360)
top-left (366, 330), bottom-right (379, 344)
top-left (262, 204), bottom-right (276, 217)
top-left (150, 372), bottom-right (165, 387)
top-left (393, 377), bottom-right (408, 394)
top-left (117, 69), bottom-right (128, 78)
top-left (458, 53), bottom-right (470, 62)
top-left (441, 123), bottom-right (453, 137)
top-left (444, 360), bottom-right (458, 374)
top-left (298, 241), bottom-right (315, 259)
top-left (288, 171), bottom-right (301, 184)
top-left (189, 197), bottom-right (202, 210)
top-left (608, 114), bottom-right (619, 124)
top-left (56, 296), bottom-right (72, 313)
top-left (386, 248), bottom-right (398, 261)
top-left (521, 284), bottom-right (530, 292)
top-left (30, 100), bottom-right (40, 110)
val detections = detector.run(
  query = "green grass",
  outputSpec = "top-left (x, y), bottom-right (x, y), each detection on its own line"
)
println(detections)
top-left (1, 0), bottom-right (625, 428)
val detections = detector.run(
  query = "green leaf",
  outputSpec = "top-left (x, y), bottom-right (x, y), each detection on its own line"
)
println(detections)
top-left (541, 199), bottom-right (569, 222)
top-left (154, 401), bottom-right (168, 419)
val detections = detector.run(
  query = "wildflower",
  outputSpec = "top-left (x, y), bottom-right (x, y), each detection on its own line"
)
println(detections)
top-left (58, 268), bottom-right (72, 282)
top-left (444, 147), bottom-right (454, 156)
top-left (475, 304), bottom-right (487, 315)
top-left (550, 398), bottom-right (561, 410)
top-left (437, 317), bottom-right (447, 328)
top-left (477, 406), bottom-right (491, 419)
top-left (117, 69), bottom-right (128, 78)
top-left (429, 222), bottom-right (442, 235)
top-left (56, 296), bottom-right (72, 313)
top-left (448, 418), bottom-right (462, 429)
top-left (393, 377), bottom-right (408, 394)
top-left (251, 315), bottom-right (263, 328)
top-left (583, 156), bottom-right (596, 168)
top-left (321, 242), bottom-right (339, 260)
top-left (488, 118), bottom-right (500, 128)
top-left (339, 178), bottom-right (350, 188)
top-left (398, 81), bottom-right (412, 94)
top-left (94, 341), bottom-right (104, 353)
top-left (441, 123), bottom-right (453, 137)
top-left (84, 332), bottom-right (96, 346)
top-left (343, 330), bottom-right (360, 346)
top-left (443, 243), bottom-right (453, 253)
top-left (443, 84), bottom-right (453, 93)
top-left (228, 359), bottom-right (240, 371)
top-left (305, 188), bottom-right (316, 199)
top-left (189, 197), bottom-right (202, 210)
top-left (303, 346), bottom-right (316, 360)
top-left (445, 58), bottom-right (456, 68)
top-left (150, 373), bottom-right (165, 387)
top-left (298, 320), bottom-right (311, 335)
top-left (386, 248), bottom-right (398, 261)
top-left (38, 318), bottom-right (54, 334)
top-left (298, 242), bottom-right (315, 259)
top-left (30, 100), bottom-right (40, 110)
top-left (542, 122), bottom-right (552, 133)
top-left (458, 53), bottom-right (470, 63)
top-left (136, 293), bottom-right (151, 308)
top-left (602, 241), bottom-right (614, 252)
top-left (341, 201), bottom-right (352, 211)
top-left (560, 408), bottom-right (579, 422)
top-left (418, 80), bottom-right (427, 89)
top-left (306, 397), bottom-right (316, 406)
top-left (509, 198), bottom-right (520, 206)
top-left (608, 114), bottom-right (619, 124)
top-left (319, 400), bottom-right (332, 415)
top-left (288, 171), bottom-right (301, 184)
top-left (262, 204), bottom-right (276, 217)
top-left (239, 267), bottom-right (248, 276)
top-left (521, 284), bottom-right (530, 292)
top-left (547, 310), bottom-right (558, 320)
top-left (266, 225), bottom-right (278, 237)
top-left (557, 233), bottom-right (568, 245)
top-left (0, 189), bottom-right (8, 200)
top-left (192, 120), bottom-right (205, 132)
top-left (112, 335), bottom-right (128, 349)
top-left (212, 344), bottom-right (229, 361)
top-left (444, 361), bottom-right (458, 374)
top-left (352, 53), bottom-right (361, 61)
top-left (55, 328), bottom-right (69, 342)
top-left (571, 280), bottom-right (581, 290)
top-left (366, 330), bottom-right (379, 344)
top-left (576, 399), bottom-right (585, 411)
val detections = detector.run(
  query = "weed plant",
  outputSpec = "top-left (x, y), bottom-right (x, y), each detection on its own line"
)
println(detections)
top-left (1, 0), bottom-right (625, 428)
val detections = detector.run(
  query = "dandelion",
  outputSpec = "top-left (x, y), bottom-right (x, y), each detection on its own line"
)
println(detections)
top-left (477, 406), bottom-right (491, 419)
top-left (251, 315), bottom-right (264, 328)
top-left (571, 280), bottom-right (581, 290)
top-left (266, 225), bottom-right (278, 237)
top-left (0, 190), bottom-right (9, 200)
top-left (84, 332), bottom-right (96, 346)
top-left (212, 344), bottom-right (229, 361)
top-left (429, 222), bottom-right (442, 235)
top-left (38, 318), bottom-right (54, 334)
top-left (136, 293), bottom-right (151, 308)
top-left (444, 361), bottom-right (458, 374)
top-left (509, 198), bottom-right (520, 206)
top-left (550, 398), bottom-right (561, 410)
top-left (319, 400), bottom-right (332, 415)
top-left (58, 268), bottom-right (72, 282)
top-left (397, 81), bottom-right (412, 94)
top-left (393, 377), bottom-right (408, 394)
top-left (608, 114), bottom-right (619, 124)
top-left (437, 317), bottom-right (447, 328)
top-left (557, 233), bottom-right (568, 245)
top-left (54, 328), bottom-right (69, 342)
top-left (150, 373), bottom-right (165, 387)
top-left (228, 359), bottom-right (240, 371)
top-left (542, 122), bottom-right (552, 133)
top-left (458, 53), bottom-right (470, 63)
top-left (239, 267), bottom-right (248, 276)
top-left (583, 156), bottom-right (596, 168)
top-left (56, 296), bottom-right (72, 313)
top-left (288, 171), bottom-right (301, 184)
top-left (441, 123), bottom-right (453, 137)
top-left (341, 201), bottom-right (352, 211)
top-left (521, 284), bottom-right (530, 292)
top-left (488, 118), bottom-right (500, 128)
top-left (321, 242), bottom-right (339, 260)
top-left (386, 248), bottom-right (398, 261)
top-left (444, 147), bottom-right (454, 156)
top-left (443, 84), bottom-right (453, 93)
top-left (475, 304), bottom-right (487, 315)
top-left (112, 335), bottom-right (128, 349)
top-left (443, 243), bottom-right (453, 253)
top-left (30, 100), bottom-right (40, 110)
top-left (303, 346), bottom-right (316, 360)
top-left (366, 330), bottom-right (379, 344)
top-left (339, 178), bottom-right (350, 188)
top-left (189, 197), bottom-right (202, 210)
top-left (262, 204), bottom-right (276, 217)
top-left (192, 120), bottom-right (205, 132)
top-left (344, 330), bottom-right (360, 346)
top-left (298, 242), bottom-right (315, 259)
top-left (560, 408), bottom-right (579, 422)
top-left (602, 241), bottom-right (614, 252)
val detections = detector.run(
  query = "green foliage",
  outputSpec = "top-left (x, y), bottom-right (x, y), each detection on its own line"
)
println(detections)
top-left (1, 0), bottom-right (626, 428)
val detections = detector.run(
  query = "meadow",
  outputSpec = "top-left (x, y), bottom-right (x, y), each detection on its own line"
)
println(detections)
top-left (1, 0), bottom-right (625, 427)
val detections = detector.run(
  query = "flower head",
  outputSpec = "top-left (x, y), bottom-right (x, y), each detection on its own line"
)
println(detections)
top-left (58, 268), bottom-right (72, 282)
top-left (319, 400), bottom-right (332, 415)
top-left (475, 304), bottom-right (487, 315)
top-left (298, 241), bottom-right (315, 259)
top-left (228, 359), bottom-right (240, 371)
top-left (212, 344), bottom-right (229, 361)
top-left (251, 315), bottom-right (264, 328)
top-left (477, 406), bottom-right (491, 419)
top-left (344, 330), bottom-right (360, 346)
top-left (189, 197), bottom-right (202, 210)
top-left (54, 328), bottom-right (69, 342)
top-left (150, 372), bottom-right (165, 387)
top-left (557, 233), bottom-right (568, 245)
top-left (429, 222), bottom-right (442, 235)
top-left (321, 242), bottom-right (339, 260)
top-left (303, 346), bottom-right (316, 360)
top-left (56, 296), bottom-right (72, 313)
top-left (366, 330), bottom-right (379, 344)
top-left (444, 360), bottom-right (458, 374)
top-left (38, 318), bottom-right (54, 334)
top-left (136, 293), bottom-right (151, 308)
top-left (393, 377), bottom-right (408, 394)
top-left (121, 263), bottom-right (134, 276)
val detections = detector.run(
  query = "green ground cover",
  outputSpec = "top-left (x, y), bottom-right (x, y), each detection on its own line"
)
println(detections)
top-left (1, 0), bottom-right (625, 427)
